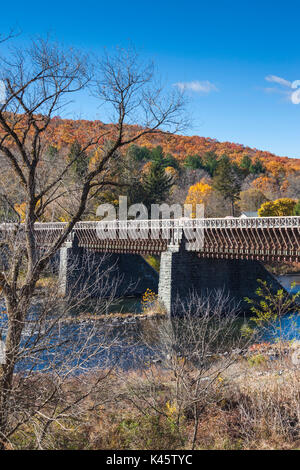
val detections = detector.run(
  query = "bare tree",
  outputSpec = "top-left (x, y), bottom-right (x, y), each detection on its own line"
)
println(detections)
top-left (283, 173), bottom-right (300, 200)
top-left (0, 30), bottom-right (17, 44)
top-left (121, 291), bottom-right (249, 449)
top-left (0, 249), bottom-right (133, 449)
top-left (0, 35), bottom-right (186, 448)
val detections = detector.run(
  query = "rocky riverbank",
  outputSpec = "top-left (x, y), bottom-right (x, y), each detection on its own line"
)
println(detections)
top-left (265, 261), bottom-right (300, 276)
top-left (61, 311), bottom-right (166, 325)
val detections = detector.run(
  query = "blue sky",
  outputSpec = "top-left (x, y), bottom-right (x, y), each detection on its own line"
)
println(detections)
top-left (1, 0), bottom-right (300, 158)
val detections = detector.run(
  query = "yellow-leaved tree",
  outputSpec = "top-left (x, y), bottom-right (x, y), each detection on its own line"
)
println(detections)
top-left (14, 202), bottom-right (27, 223)
top-left (185, 179), bottom-right (212, 217)
top-left (258, 198), bottom-right (297, 217)
top-left (164, 166), bottom-right (178, 180)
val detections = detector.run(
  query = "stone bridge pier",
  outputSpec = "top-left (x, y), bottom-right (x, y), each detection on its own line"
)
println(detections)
top-left (158, 240), bottom-right (285, 315)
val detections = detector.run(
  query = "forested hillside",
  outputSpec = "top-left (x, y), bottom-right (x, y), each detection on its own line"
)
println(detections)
top-left (1, 116), bottom-right (300, 222)
top-left (43, 117), bottom-right (300, 171)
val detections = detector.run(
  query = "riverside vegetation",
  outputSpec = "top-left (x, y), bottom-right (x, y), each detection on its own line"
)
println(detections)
top-left (1, 285), bottom-right (300, 450)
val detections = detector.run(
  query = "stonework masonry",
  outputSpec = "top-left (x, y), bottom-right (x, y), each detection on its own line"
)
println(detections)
top-left (58, 236), bottom-right (286, 315)
top-left (158, 240), bottom-right (285, 315)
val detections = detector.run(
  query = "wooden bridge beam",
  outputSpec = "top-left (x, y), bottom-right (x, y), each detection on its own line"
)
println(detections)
top-left (58, 235), bottom-right (159, 299)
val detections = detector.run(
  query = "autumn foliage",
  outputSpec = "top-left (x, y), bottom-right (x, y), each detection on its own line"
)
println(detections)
top-left (2, 116), bottom-right (300, 220)
top-left (258, 198), bottom-right (297, 217)
top-left (3, 116), bottom-right (298, 172)
top-left (185, 180), bottom-right (212, 217)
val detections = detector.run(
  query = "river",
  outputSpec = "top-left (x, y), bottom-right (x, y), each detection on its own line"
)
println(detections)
top-left (109, 273), bottom-right (300, 313)
top-left (0, 273), bottom-right (299, 372)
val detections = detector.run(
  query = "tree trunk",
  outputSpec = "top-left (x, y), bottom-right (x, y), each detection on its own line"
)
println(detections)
top-left (231, 200), bottom-right (235, 217)
top-left (0, 304), bottom-right (25, 448)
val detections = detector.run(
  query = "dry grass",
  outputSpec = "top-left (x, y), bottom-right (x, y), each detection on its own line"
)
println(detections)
top-left (196, 357), bottom-right (300, 450)
top-left (9, 351), bottom-right (300, 450)
top-left (61, 310), bottom-right (166, 323)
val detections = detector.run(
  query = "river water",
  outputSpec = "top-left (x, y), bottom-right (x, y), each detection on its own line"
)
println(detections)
top-left (109, 273), bottom-right (300, 313)
top-left (263, 272), bottom-right (300, 342)
top-left (0, 273), bottom-right (299, 372)
top-left (277, 273), bottom-right (300, 294)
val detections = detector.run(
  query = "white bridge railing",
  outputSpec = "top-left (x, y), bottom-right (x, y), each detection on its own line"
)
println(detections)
top-left (0, 216), bottom-right (300, 232)
top-left (0, 217), bottom-right (299, 258)
top-left (75, 216), bottom-right (300, 231)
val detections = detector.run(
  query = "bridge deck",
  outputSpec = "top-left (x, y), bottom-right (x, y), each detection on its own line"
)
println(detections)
top-left (0, 217), bottom-right (299, 261)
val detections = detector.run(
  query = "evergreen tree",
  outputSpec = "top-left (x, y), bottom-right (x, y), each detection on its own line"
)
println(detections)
top-left (163, 153), bottom-right (180, 170)
top-left (202, 151), bottom-right (218, 176)
top-left (250, 158), bottom-right (265, 174)
top-left (150, 145), bottom-right (164, 164)
top-left (68, 140), bottom-right (89, 178)
top-left (142, 161), bottom-right (174, 208)
top-left (213, 154), bottom-right (242, 216)
top-left (240, 154), bottom-right (252, 172)
top-left (184, 154), bottom-right (203, 170)
top-left (149, 146), bottom-right (179, 170)
top-left (126, 144), bottom-right (151, 162)
top-left (238, 155), bottom-right (252, 178)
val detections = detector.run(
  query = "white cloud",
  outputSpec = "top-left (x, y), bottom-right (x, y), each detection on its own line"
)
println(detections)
top-left (173, 80), bottom-right (218, 94)
top-left (264, 75), bottom-right (300, 104)
top-left (265, 75), bottom-right (293, 88)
